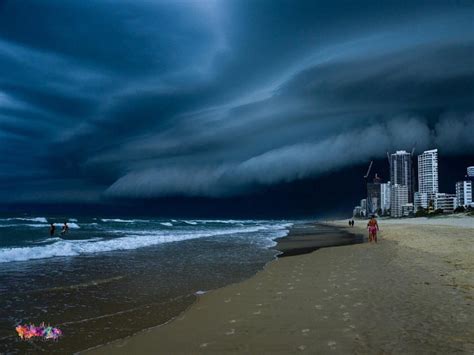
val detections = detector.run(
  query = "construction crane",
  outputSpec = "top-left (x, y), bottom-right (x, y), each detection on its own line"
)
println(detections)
top-left (364, 160), bottom-right (373, 179)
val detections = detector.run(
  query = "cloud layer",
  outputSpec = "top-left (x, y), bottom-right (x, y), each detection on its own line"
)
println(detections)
top-left (0, 1), bottom-right (473, 202)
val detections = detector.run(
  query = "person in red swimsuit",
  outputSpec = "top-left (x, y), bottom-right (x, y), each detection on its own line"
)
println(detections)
top-left (367, 216), bottom-right (379, 243)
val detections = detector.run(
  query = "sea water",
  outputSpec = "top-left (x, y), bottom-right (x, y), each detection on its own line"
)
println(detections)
top-left (0, 216), bottom-right (292, 353)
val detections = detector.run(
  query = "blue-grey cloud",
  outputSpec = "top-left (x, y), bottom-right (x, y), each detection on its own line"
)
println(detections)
top-left (0, 0), bottom-right (473, 202)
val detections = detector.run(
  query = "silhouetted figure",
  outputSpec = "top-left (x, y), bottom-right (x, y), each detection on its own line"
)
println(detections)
top-left (351, 219), bottom-right (355, 227)
top-left (49, 223), bottom-right (56, 236)
top-left (60, 222), bottom-right (69, 236)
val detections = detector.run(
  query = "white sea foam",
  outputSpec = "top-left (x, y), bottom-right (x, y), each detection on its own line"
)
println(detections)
top-left (183, 220), bottom-right (197, 225)
top-left (69, 218), bottom-right (78, 222)
top-left (160, 222), bottom-right (173, 227)
top-left (100, 218), bottom-right (148, 223)
top-left (0, 222), bottom-right (292, 263)
top-left (1, 217), bottom-right (48, 223)
top-left (0, 222), bottom-right (80, 229)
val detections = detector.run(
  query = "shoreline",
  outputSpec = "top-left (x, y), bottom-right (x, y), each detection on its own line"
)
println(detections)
top-left (82, 222), bottom-right (356, 353)
top-left (85, 217), bottom-right (474, 354)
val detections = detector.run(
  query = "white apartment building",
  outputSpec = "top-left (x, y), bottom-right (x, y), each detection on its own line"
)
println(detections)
top-left (380, 182), bottom-right (391, 214)
top-left (391, 184), bottom-right (408, 218)
top-left (434, 193), bottom-right (457, 213)
top-left (455, 181), bottom-right (472, 207)
top-left (402, 203), bottom-right (414, 217)
top-left (468, 166), bottom-right (474, 178)
top-left (418, 149), bottom-right (439, 196)
top-left (414, 192), bottom-right (428, 211)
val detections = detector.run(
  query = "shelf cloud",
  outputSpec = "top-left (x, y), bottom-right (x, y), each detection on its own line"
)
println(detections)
top-left (0, 1), bottom-right (473, 203)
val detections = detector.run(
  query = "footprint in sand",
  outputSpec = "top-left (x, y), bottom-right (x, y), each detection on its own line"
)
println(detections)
top-left (277, 291), bottom-right (283, 295)
top-left (287, 282), bottom-right (293, 286)
top-left (224, 298), bottom-right (231, 303)
top-left (352, 302), bottom-right (363, 307)
top-left (314, 304), bottom-right (323, 310)
top-left (328, 341), bottom-right (337, 350)
top-left (253, 310), bottom-right (262, 315)
top-left (288, 286), bottom-right (295, 290)
top-left (296, 279), bottom-right (301, 282)
top-left (344, 294), bottom-right (350, 298)
top-left (236, 293), bottom-right (241, 296)
top-left (298, 345), bottom-right (306, 351)
top-left (200, 343), bottom-right (209, 348)
top-left (229, 320), bottom-right (237, 323)
top-left (256, 303), bottom-right (263, 307)
top-left (339, 304), bottom-right (346, 309)
top-left (323, 289), bottom-right (328, 293)
top-left (225, 329), bottom-right (235, 335)
top-left (349, 325), bottom-right (356, 329)
top-left (301, 329), bottom-right (310, 334)
top-left (350, 288), bottom-right (359, 292)
top-left (322, 315), bottom-right (329, 319)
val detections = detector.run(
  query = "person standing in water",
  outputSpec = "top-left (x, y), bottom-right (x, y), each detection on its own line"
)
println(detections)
top-left (49, 223), bottom-right (56, 236)
top-left (60, 222), bottom-right (69, 236)
top-left (367, 216), bottom-right (379, 243)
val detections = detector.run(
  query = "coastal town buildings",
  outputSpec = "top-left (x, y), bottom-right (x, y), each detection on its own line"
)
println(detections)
top-left (468, 166), bottom-right (474, 179)
top-left (433, 193), bottom-right (457, 213)
top-left (390, 150), bottom-right (414, 203)
top-left (352, 151), bottom-right (473, 219)
top-left (455, 180), bottom-right (472, 207)
top-left (418, 149), bottom-right (439, 198)
top-left (391, 184), bottom-right (409, 218)
top-left (414, 192), bottom-right (429, 211)
top-left (367, 174), bottom-right (382, 216)
top-left (380, 182), bottom-right (391, 214)
top-left (402, 203), bottom-right (414, 217)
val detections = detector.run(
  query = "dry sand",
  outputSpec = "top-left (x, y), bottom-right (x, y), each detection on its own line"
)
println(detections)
top-left (86, 217), bottom-right (474, 354)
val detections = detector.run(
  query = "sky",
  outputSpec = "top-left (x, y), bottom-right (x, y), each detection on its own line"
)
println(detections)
top-left (0, 0), bottom-right (473, 217)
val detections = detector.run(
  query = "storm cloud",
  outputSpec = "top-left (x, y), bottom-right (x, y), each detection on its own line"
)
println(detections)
top-left (0, 0), bottom-right (473, 203)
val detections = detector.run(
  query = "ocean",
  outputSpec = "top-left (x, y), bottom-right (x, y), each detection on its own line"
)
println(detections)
top-left (0, 216), bottom-right (292, 353)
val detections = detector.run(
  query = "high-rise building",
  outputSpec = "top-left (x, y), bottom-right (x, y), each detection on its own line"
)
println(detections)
top-left (467, 166), bottom-right (474, 179)
top-left (418, 149), bottom-right (439, 198)
top-left (455, 181), bottom-right (472, 207)
top-left (414, 192), bottom-right (428, 211)
top-left (367, 175), bottom-right (382, 216)
top-left (390, 150), bottom-right (414, 202)
top-left (380, 182), bottom-right (391, 214)
top-left (391, 184), bottom-right (408, 218)
top-left (434, 193), bottom-right (457, 213)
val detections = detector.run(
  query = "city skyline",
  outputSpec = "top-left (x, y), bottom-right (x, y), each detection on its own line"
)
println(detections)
top-left (354, 147), bottom-right (473, 218)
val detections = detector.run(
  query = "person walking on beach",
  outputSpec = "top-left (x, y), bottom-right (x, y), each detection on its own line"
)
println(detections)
top-left (60, 222), bottom-right (69, 236)
top-left (351, 219), bottom-right (355, 227)
top-left (367, 216), bottom-right (379, 243)
top-left (49, 223), bottom-right (56, 236)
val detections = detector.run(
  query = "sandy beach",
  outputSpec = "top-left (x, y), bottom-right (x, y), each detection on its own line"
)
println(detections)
top-left (86, 217), bottom-right (474, 354)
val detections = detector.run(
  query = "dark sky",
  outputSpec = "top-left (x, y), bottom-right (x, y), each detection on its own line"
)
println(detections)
top-left (0, 1), bottom-right (473, 217)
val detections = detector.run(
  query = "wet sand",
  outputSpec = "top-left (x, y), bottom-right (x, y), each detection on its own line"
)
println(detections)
top-left (86, 219), bottom-right (474, 354)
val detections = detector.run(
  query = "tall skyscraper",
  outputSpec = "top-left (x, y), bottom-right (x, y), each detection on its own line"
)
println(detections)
top-left (391, 184), bottom-right (408, 218)
top-left (380, 182), bottom-right (391, 214)
top-left (390, 150), bottom-right (414, 202)
top-left (367, 174), bottom-right (382, 215)
top-left (456, 181), bottom-right (472, 207)
top-left (418, 149), bottom-right (439, 198)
